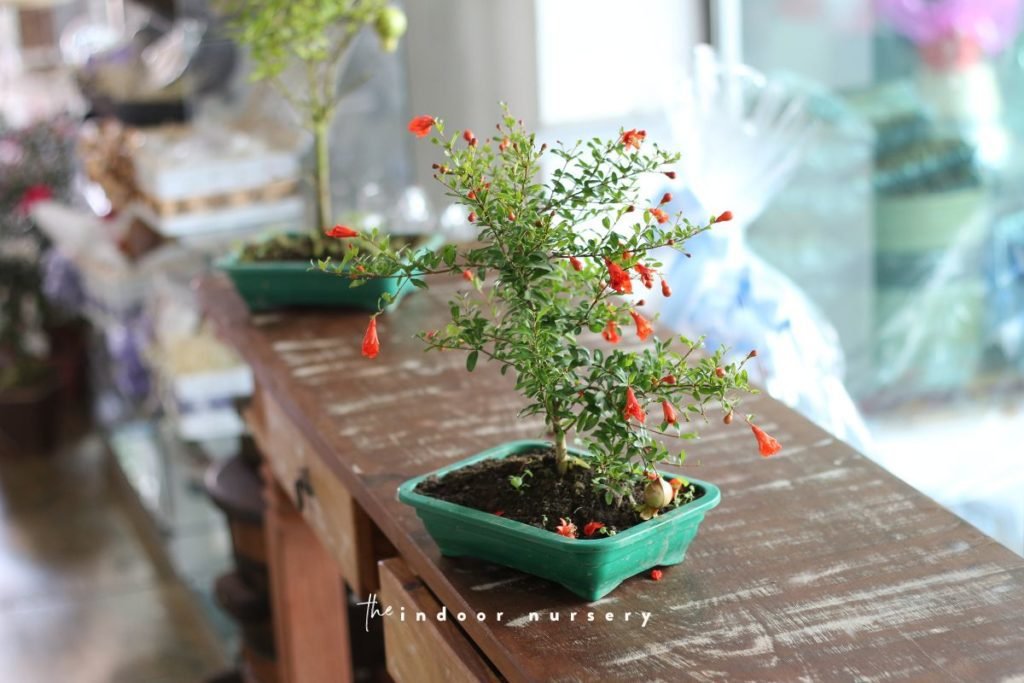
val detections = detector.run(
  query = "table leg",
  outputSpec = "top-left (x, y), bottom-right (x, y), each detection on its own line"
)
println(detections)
top-left (263, 465), bottom-right (352, 683)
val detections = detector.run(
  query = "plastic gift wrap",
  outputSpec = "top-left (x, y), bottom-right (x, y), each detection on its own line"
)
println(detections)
top-left (655, 45), bottom-right (872, 450)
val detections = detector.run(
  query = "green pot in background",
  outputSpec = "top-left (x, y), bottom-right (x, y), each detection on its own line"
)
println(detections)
top-left (217, 233), bottom-right (444, 313)
top-left (398, 439), bottom-right (721, 601)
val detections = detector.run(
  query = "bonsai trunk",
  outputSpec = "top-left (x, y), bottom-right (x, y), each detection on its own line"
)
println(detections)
top-left (313, 117), bottom-right (332, 232)
top-left (553, 427), bottom-right (568, 475)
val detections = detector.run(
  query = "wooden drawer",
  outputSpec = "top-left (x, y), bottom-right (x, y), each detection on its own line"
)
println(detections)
top-left (379, 558), bottom-right (501, 683)
top-left (246, 387), bottom-right (391, 595)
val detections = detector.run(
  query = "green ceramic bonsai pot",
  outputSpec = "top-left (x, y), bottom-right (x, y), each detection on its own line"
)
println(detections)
top-left (397, 439), bottom-right (721, 601)
top-left (217, 233), bottom-right (444, 313)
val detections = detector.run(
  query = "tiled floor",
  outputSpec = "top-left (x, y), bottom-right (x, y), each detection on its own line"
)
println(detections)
top-left (0, 432), bottom-right (227, 682)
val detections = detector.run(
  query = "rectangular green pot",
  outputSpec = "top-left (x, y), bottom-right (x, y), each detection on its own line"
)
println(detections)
top-left (398, 440), bottom-right (721, 601)
top-left (216, 233), bottom-right (443, 313)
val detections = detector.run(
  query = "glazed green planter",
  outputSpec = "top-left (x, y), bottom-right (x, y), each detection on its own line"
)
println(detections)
top-left (217, 234), bottom-right (443, 313)
top-left (398, 440), bottom-right (721, 601)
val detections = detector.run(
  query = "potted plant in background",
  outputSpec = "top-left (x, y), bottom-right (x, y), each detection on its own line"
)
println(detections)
top-left (319, 110), bottom-right (782, 599)
top-left (0, 117), bottom-right (78, 454)
top-left (216, 0), bottom-right (435, 312)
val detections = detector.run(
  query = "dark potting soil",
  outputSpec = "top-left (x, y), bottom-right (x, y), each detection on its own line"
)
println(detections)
top-left (413, 448), bottom-right (703, 538)
top-left (238, 233), bottom-right (418, 263)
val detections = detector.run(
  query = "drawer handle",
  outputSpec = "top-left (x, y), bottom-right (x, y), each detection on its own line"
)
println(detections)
top-left (294, 467), bottom-right (314, 512)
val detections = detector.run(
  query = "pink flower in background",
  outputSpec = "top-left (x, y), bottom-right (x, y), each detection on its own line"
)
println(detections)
top-left (17, 185), bottom-right (52, 215)
top-left (876, 0), bottom-right (1023, 59)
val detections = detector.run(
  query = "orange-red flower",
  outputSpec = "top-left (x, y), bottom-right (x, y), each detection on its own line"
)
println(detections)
top-left (620, 128), bottom-right (646, 150)
top-left (555, 518), bottom-right (578, 538)
top-left (661, 400), bottom-right (677, 425)
top-left (661, 279), bottom-right (672, 297)
top-left (569, 256), bottom-right (583, 272)
top-left (629, 310), bottom-right (653, 341)
top-left (583, 521), bottom-right (605, 538)
top-left (605, 259), bottom-right (633, 294)
top-left (325, 224), bottom-right (359, 238)
top-left (715, 210), bottom-right (733, 223)
top-left (650, 207), bottom-right (669, 224)
top-left (362, 316), bottom-right (380, 359)
top-left (634, 262), bottom-right (655, 289)
top-left (660, 192), bottom-right (672, 205)
top-left (669, 477), bottom-right (686, 493)
top-left (750, 422), bottom-right (782, 457)
top-left (602, 320), bottom-right (620, 344)
top-left (623, 387), bottom-right (646, 423)
top-left (650, 568), bottom-right (664, 581)
top-left (408, 115), bottom-right (434, 138)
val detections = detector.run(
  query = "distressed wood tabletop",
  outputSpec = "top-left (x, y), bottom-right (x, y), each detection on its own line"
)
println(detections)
top-left (199, 274), bottom-right (1024, 683)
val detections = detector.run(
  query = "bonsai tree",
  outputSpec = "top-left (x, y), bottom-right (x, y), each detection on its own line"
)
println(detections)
top-left (319, 110), bottom-right (781, 518)
top-left (222, 0), bottom-right (408, 233)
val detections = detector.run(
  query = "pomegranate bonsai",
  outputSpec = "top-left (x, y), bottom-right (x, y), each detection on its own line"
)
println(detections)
top-left (320, 110), bottom-right (780, 529)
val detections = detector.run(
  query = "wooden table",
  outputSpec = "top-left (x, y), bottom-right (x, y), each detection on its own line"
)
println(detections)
top-left (200, 274), bottom-right (1024, 682)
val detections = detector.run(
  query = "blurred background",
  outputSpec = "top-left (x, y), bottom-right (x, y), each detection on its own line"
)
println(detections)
top-left (2, 0), bottom-right (1023, 680)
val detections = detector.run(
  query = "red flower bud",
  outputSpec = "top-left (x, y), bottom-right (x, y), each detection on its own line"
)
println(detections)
top-left (467, 190), bottom-right (477, 200)
top-left (634, 262), bottom-right (655, 289)
top-left (715, 210), bottom-right (733, 223)
top-left (583, 521), bottom-right (605, 538)
top-left (508, 211), bottom-right (516, 221)
top-left (602, 320), bottom-right (620, 344)
top-left (494, 510), bottom-right (505, 516)
top-left (723, 411), bottom-right (734, 425)
top-left (749, 422), bottom-right (782, 457)
top-left (660, 374), bottom-right (676, 385)
top-left (463, 129), bottom-right (475, 142)
top-left (555, 518), bottom-right (578, 538)
top-left (569, 256), bottom-right (583, 271)
top-left (650, 568), bottom-right (664, 581)
top-left (605, 259), bottom-right (633, 294)
top-left (663, 171), bottom-right (677, 179)
top-left (650, 208), bottom-right (669, 225)
top-left (620, 128), bottom-right (647, 150)
top-left (325, 224), bottom-right (359, 238)
top-left (408, 115), bottom-right (435, 138)
top-left (715, 366), bottom-right (726, 378)
top-left (462, 270), bottom-right (474, 282)
top-left (623, 387), bottom-right (646, 423)
top-left (660, 279), bottom-right (672, 297)
top-left (499, 137), bottom-right (510, 152)
top-left (468, 211), bottom-right (476, 223)
top-left (661, 400), bottom-right (677, 425)
top-left (660, 192), bottom-right (672, 205)
top-left (362, 317), bottom-right (380, 359)
top-left (629, 309), bottom-right (653, 341)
